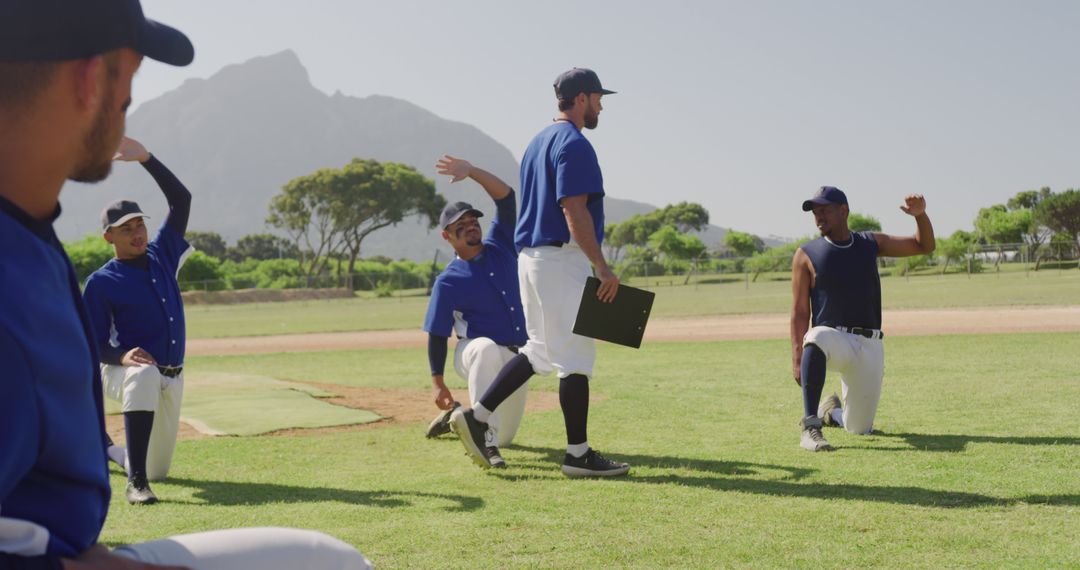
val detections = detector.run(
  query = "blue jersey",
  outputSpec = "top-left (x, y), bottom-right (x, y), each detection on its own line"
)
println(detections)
top-left (800, 232), bottom-right (882, 329)
top-left (516, 121), bottom-right (605, 249)
top-left (0, 198), bottom-right (110, 559)
top-left (424, 193), bottom-right (527, 347)
top-left (82, 224), bottom-right (191, 367)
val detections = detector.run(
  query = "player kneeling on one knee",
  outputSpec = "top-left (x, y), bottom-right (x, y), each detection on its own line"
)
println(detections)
top-left (790, 186), bottom-right (935, 452)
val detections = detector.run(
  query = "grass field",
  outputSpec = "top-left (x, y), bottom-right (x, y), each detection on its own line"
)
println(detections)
top-left (185, 269), bottom-right (1080, 338)
top-left (101, 332), bottom-right (1080, 568)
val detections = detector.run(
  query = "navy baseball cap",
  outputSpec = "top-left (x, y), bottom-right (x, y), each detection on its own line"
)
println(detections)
top-left (101, 200), bottom-right (149, 230)
top-left (801, 186), bottom-right (849, 212)
top-left (439, 202), bottom-right (483, 229)
top-left (0, 0), bottom-right (193, 66)
top-left (554, 68), bottom-right (616, 101)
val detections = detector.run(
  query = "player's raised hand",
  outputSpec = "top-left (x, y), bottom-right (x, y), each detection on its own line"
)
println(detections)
top-left (596, 266), bottom-right (619, 303)
top-left (899, 194), bottom-right (927, 217)
top-left (122, 347), bottom-right (158, 367)
top-left (436, 155), bottom-right (472, 183)
top-left (114, 137), bottom-right (150, 163)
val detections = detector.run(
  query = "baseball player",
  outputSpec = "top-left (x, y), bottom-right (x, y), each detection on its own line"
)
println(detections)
top-left (82, 136), bottom-right (191, 505)
top-left (423, 155), bottom-right (530, 468)
top-left (791, 186), bottom-right (935, 451)
top-left (452, 68), bottom-right (630, 477)
top-left (0, 0), bottom-right (369, 566)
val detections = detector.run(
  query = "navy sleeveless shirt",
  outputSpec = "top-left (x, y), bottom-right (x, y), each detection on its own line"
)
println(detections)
top-left (800, 231), bottom-right (882, 329)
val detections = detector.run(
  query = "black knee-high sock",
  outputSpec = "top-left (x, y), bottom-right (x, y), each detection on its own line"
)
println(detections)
top-left (560, 374), bottom-right (589, 446)
top-left (124, 411), bottom-right (154, 480)
top-left (801, 343), bottom-right (827, 418)
top-left (479, 354), bottom-right (534, 412)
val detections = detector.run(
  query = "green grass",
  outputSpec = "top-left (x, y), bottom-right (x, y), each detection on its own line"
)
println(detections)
top-left (186, 270), bottom-right (1080, 338)
top-left (103, 332), bottom-right (1080, 568)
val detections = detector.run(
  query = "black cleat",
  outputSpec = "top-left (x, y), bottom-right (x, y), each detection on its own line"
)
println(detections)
top-left (425, 402), bottom-right (461, 438)
top-left (818, 393), bottom-right (842, 427)
top-left (126, 475), bottom-right (158, 505)
top-left (485, 446), bottom-right (507, 469)
top-left (450, 408), bottom-right (491, 469)
top-left (561, 449), bottom-right (630, 478)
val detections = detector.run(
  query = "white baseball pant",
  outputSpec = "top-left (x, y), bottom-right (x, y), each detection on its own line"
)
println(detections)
top-left (101, 363), bottom-right (183, 480)
top-left (454, 337), bottom-right (527, 447)
top-left (516, 245), bottom-right (596, 378)
top-left (114, 527), bottom-right (372, 569)
top-left (802, 326), bottom-right (885, 434)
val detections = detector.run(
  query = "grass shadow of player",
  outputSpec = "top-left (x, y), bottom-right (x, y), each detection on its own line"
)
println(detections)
top-left (162, 477), bottom-right (483, 512)
top-left (865, 431), bottom-right (1080, 453)
top-left (495, 445), bottom-right (1079, 509)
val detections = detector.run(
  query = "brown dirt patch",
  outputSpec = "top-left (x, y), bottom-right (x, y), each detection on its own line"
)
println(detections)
top-left (187, 306), bottom-right (1080, 356)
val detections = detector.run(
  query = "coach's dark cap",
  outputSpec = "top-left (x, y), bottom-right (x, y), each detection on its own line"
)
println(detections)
top-left (0, 0), bottom-right (193, 66)
top-left (801, 186), bottom-right (849, 211)
top-left (554, 68), bottom-right (616, 101)
top-left (439, 202), bottom-right (484, 229)
top-left (101, 200), bottom-right (149, 230)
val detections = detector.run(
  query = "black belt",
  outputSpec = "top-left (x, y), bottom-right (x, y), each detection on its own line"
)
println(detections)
top-left (157, 365), bottom-right (183, 378)
top-left (543, 241), bottom-right (564, 248)
top-left (835, 326), bottom-right (884, 340)
top-left (506, 345), bottom-right (520, 354)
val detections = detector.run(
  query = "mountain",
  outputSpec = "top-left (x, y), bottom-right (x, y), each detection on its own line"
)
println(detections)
top-left (58, 50), bottom-right (729, 260)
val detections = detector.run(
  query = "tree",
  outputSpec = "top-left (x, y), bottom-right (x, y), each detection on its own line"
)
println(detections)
top-left (655, 202), bottom-right (709, 232)
top-left (268, 159), bottom-right (445, 278)
top-left (604, 215), bottom-right (662, 263)
top-left (722, 230), bottom-right (763, 257)
top-left (973, 205), bottom-right (1029, 269)
top-left (177, 251), bottom-right (225, 291)
top-left (184, 231), bottom-right (227, 259)
top-left (1005, 188), bottom-right (1052, 270)
top-left (1035, 189), bottom-right (1080, 267)
top-left (847, 212), bottom-right (882, 233)
top-left (228, 233), bottom-right (300, 262)
top-left (935, 230), bottom-right (976, 274)
top-left (648, 226), bottom-right (707, 261)
top-left (65, 235), bottom-right (113, 283)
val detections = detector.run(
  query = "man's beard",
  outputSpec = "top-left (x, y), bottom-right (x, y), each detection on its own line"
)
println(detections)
top-left (70, 84), bottom-right (119, 183)
top-left (584, 107), bottom-right (599, 130)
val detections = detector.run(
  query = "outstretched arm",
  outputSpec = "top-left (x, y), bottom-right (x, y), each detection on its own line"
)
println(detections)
top-left (875, 194), bottom-right (935, 257)
top-left (436, 155), bottom-right (511, 202)
top-left (115, 137), bottom-right (192, 236)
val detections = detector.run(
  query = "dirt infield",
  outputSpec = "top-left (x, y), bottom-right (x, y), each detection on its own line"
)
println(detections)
top-left (187, 306), bottom-right (1080, 357)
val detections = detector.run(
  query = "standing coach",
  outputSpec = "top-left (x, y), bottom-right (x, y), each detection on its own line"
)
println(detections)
top-left (83, 136), bottom-right (191, 505)
top-left (452, 68), bottom-right (630, 477)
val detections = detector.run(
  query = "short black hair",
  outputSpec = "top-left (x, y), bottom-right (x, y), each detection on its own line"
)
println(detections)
top-left (558, 98), bottom-right (576, 112)
top-left (0, 61), bottom-right (60, 108)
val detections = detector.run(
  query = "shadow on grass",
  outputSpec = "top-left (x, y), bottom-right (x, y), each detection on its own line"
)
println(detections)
top-left (873, 431), bottom-right (1080, 453)
top-left (162, 477), bottom-right (483, 512)
top-left (498, 446), bottom-right (1078, 509)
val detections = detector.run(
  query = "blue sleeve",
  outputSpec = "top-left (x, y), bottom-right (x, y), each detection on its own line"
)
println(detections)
top-left (80, 276), bottom-right (124, 365)
top-left (486, 190), bottom-right (516, 250)
top-left (148, 224), bottom-right (192, 278)
top-left (141, 155), bottom-right (191, 235)
top-left (427, 334), bottom-right (449, 376)
top-left (422, 279), bottom-right (455, 338)
top-left (0, 327), bottom-right (40, 506)
top-left (0, 554), bottom-right (64, 570)
top-left (555, 138), bottom-right (603, 202)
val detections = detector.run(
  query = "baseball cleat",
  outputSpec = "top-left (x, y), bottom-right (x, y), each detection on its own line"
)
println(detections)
top-left (561, 449), bottom-right (630, 478)
top-left (800, 415), bottom-right (834, 452)
top-left (450, 408), bottom-right (491, 469)
top-left (818, 393), bottom-right (842, 427)
top-left (425, 401), bottom-right (461, 439)
top-left (126, 474), bottom-right (158, 505)
top-left (484, 446), bottom-right (507, 469)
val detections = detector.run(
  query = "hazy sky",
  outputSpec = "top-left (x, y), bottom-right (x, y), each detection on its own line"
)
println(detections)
top-left (133, 0), bottom-right (1079, 239)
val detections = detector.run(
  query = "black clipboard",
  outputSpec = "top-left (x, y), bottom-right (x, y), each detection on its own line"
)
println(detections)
top-left (572, 276), bottom-right (655, 348)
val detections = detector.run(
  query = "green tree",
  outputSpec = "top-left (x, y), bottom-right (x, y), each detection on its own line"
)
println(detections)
top-left (65, 235), bottom-right (113, 283)
top-left (655, 202), bottom-right (710, 232)
top-left (722, 230), bottom-right (763, 257)
top-left (1035, 189), bottom-right (1080, 266)
top-left (185, 231), bottom-right (227, 259)
top-left (648, 226), bottom-right (707, 261)
top-left (847, 212), bottom-right (882, 233)
top-left (228, 233), bottom-right (300, 261)
top-left (177, 251), bottom-right (225, 291)
top-left (935, 230), bottom-right (976, 274)
top-left (1006, 188), bottom-right (1051, 269)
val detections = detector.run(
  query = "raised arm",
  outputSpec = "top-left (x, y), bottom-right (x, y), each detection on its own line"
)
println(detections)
top-left (875, 194), bottom-right (936, 258)
top-left (562, 194), bottom-right (618, 303)
top-left (790, 248), bottom-right (813, 386)
top-left (115, 137), bottom-right (192, 235)
top-left (436, 155), bottom-right (511, 202)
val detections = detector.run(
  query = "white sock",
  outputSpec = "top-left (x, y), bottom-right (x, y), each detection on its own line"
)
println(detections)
top-left (830, 408), bottom-right (844, 427)
top-left (567, 442), bottom-right (590, 458)
top-left (107, 444), bottom-right (127, 467)
top-left (472, 403), bottom-right (492, 423)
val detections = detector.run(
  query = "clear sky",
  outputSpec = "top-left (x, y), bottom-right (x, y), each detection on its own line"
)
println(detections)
top-left (133, 0), bottom-right (1079, 240)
